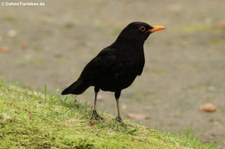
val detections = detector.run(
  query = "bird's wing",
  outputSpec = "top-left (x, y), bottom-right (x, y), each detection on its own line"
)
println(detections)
top-left (137, 57), bottom-right (145, 76)
top-left (78, 48), bottom-right (117, 81)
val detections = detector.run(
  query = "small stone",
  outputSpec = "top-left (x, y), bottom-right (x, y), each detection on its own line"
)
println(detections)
top-left (97, 94), bottom-right (104, 101)
top-left (8, 30), bottom-right (17, 37)
top-left (208, 86), bottom-right (216, 92)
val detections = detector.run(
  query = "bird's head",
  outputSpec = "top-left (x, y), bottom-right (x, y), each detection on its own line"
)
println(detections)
top-left (116, 22), bottom-right (166, 45)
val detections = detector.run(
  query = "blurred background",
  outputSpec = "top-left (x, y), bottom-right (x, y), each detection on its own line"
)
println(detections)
top-left (0, 0), bottom-right (225, 144)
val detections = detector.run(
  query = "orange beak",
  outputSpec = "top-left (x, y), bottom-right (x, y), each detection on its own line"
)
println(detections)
top-left (148, 26), bottom-right (166, 33)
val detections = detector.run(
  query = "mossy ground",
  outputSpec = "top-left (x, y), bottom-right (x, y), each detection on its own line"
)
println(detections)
top-left (0, 81), bottom-right (218, 148)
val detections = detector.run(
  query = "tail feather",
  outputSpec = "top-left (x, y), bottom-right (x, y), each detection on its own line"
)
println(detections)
top-left (61, 80), bottom-right (89, 95)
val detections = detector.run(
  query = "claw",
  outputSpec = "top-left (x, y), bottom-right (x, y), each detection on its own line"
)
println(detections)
top-left (116, 116), bottom-right (122, 123)
top-left (115, 116), bottom-right (126, 127)
top-left (91, 110), bottom-right (104, 120)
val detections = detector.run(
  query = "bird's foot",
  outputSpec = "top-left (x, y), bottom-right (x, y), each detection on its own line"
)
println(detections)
top-left (115, 116), bottom-right (126, 127)
top-left (91, 110), bottom-right (104, 120)
top-left (116, 116), bottom-right (122, 123)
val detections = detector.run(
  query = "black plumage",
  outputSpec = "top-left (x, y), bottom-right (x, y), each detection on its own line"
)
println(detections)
top-left (61, 22), bottom-right (165, 122)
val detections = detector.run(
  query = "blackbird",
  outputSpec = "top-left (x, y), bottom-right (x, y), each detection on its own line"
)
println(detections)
top-left (61, 22), bottom-right (165, 122)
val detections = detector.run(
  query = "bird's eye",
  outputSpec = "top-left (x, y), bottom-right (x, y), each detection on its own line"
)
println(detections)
top-left (139, 26), bottom-right (146, 32)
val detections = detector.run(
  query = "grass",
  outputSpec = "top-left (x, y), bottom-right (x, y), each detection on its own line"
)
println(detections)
top-left (0, 81), bottom-right (218, 148)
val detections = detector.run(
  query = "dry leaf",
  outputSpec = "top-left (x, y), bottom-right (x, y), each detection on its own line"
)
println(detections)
top-left (200, 103), bottom-right (217, 112)
top-left (127, 113), bottom-right (151, 120)
top-left (216, 20), bottom-right (225, 28)
top-left (23, 84), bottom-right (33, 89)
top-left (0, 47), bottom-right (10, 53)
top-left (21, 41), bottom-right (28, 49)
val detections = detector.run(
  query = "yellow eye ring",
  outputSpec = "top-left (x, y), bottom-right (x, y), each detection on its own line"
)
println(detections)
top-left (139, 26), bottom-right (146, 32)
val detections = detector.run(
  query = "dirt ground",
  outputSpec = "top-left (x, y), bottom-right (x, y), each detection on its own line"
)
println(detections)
top-left (0, 0), bottom-right (225, 145)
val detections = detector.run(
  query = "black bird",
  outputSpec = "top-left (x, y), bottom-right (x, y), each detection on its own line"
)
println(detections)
top-left (61, 22), bottom-right (165, 122)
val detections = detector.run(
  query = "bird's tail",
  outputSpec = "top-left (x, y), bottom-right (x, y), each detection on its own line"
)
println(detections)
top-left (61, 80), bottom-right (89, 95)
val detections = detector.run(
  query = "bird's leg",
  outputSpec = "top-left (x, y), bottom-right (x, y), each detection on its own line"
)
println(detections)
top-left (91, 87), bottom-right (103, 120)
top-left (116, 98), bottom-right (122, 122)
top-left (115, 91), bottom-right (123, 123)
